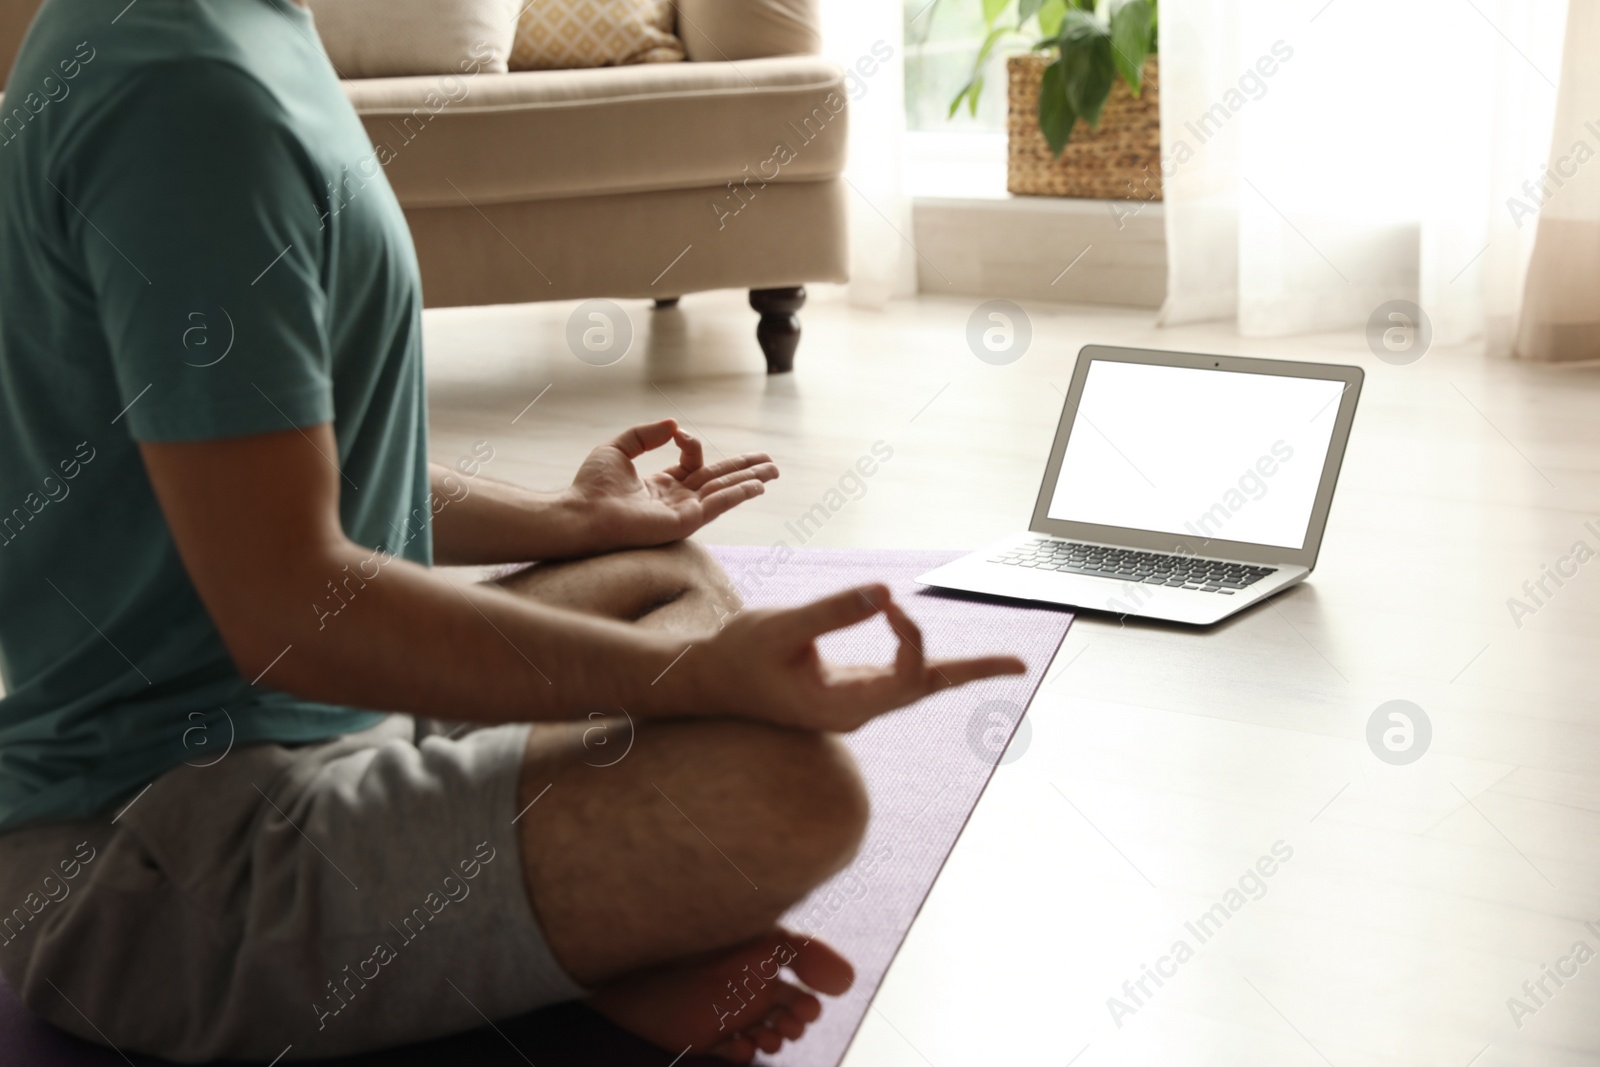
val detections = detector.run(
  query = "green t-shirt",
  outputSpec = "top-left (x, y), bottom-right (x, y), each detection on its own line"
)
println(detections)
top-left (0, 0), bottom-right (432, 830)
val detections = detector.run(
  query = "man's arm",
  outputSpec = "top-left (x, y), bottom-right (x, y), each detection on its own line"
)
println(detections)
top-left (427, 460), bottom-right (589, 566)
top-left (429, 419), bottom-right (778, 566)
top-left (141, 425), bottom-right (1024, 728)
top-left (142, 425), bottom-right (681, 722)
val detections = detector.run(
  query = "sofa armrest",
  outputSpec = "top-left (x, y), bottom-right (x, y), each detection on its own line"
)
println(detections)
top-left (674, 0), bottom-right (819, 61)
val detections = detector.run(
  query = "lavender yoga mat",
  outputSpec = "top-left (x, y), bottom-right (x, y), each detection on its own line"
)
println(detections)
top-left (0, 548), bottom-right (1071, 1067)
top-left (715, 547), bottom-right (1071, 1067)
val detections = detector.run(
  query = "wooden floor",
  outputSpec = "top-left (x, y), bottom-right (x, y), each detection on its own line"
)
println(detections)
top-left (424, 290), bottom-right (1600, 1067)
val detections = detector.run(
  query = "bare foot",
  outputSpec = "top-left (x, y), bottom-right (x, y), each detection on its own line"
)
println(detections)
top-left (587, 928), bottom-right (854, 1063)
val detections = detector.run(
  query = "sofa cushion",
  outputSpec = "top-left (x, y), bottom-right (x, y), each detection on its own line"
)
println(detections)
top-left (344, 56), bottom-right (846, 208)
top-left (307, 0), bottom-right (520, 79)
top-left (674, 0), bottom-right (819, 61)
top-left (405, 179), bottom-right (849, 306)
top-left (511, 0), bottom-right (683, 71)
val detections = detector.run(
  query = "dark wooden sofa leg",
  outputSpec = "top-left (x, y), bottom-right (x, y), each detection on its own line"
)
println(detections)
top-left (749, 286), bottom-right (805, 374)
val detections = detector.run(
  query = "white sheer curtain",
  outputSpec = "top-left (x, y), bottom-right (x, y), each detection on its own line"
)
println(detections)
top-left (818, 0), bottom-right (917, 306)
top-left (1159, 0), bottom-right (1569, 350)
top-left (1517, 0), bottom-right (1600, 361)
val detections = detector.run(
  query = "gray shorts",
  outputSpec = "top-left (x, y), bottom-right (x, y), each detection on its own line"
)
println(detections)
top-left (0, 715), bottom-right (586, 1062)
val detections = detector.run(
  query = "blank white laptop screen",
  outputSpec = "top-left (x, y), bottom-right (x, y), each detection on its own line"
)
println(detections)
top-left (1046, 360), bottom-right (1346, 549)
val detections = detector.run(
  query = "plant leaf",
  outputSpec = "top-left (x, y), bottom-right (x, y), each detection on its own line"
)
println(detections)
top-left (974, 24), bottom-right (1010, 65)
top-left (947, 70), bottom-right (973, 119)
top-left (983, 0), bottom-right (1011, 27)
top-left (1018, 0), bottom-right (1044, 23)
top-left (1038, 56), bottom-right (1078, 155)
top-left (1056, 7), bottom-right (1105, 44)
top-left (1061, 33), bottom-right (1115, 127)
top-left (967, 25), bottom-right (1008, 85)
top-left (946, 25), bottom-right (1010, 118)
top-left (1109, 0), bottom-right (1151, 94)
top-left (1036, 0), bottom-right (1067, 36)
top-left (946, 72), bottom-right (988, 119)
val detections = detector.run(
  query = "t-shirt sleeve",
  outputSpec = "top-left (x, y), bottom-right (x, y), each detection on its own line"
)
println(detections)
top-left (64, 58), bottom-right (334, 442)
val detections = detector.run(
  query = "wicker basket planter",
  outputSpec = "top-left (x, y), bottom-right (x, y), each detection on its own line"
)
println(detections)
top-left (1006, 53), bottom-right (1162, 200)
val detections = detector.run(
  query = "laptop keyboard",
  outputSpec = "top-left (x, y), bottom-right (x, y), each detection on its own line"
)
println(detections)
top-left (990, 540), bottom-right (1277, 594)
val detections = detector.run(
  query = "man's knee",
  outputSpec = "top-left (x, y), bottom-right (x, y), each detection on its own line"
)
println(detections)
top-left (656, 540), bottom-right (739, 604)
top-left (687, 721), bottom-right (869, 895)
top-left (626, 540), bottom-right (740, 625)
top-left (772, 730), bottom-right (870, 879)
top-left (495, 538), bottom-right (737, 624)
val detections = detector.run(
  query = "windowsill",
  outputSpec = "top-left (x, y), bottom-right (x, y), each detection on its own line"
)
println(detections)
top-left (904, 130), bottom-right (1164, 217)
top-left (905, 131), bottom-right (1009, 200)
top-left (905, 131), bottom-right (1167, 307)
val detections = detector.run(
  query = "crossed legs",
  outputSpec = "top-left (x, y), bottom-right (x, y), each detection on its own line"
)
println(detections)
top-left (493, 542), bottom-right (870, 1059)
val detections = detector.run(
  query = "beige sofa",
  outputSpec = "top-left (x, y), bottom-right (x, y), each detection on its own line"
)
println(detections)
top-left (0, 0), bottom-right (849, 372)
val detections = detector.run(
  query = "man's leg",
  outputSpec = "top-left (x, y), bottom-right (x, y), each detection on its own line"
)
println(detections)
top-left (516, 717), bottom-right (867, 985)
top-left (494, 542), bottom-right (871, 1055)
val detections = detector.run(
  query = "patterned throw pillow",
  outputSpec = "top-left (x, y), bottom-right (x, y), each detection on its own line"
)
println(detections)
top-left (309, 0), bottom-right (521, 78)
top-left (509, 0), bottom-right (685, 71)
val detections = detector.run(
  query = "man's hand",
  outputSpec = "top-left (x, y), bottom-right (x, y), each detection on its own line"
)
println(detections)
top-left (662, 584), bottom-right (1028, 733)
top-left (569, 420), bottom-right (777, 552)
top-left (427, 419), bottom-right (773, 565)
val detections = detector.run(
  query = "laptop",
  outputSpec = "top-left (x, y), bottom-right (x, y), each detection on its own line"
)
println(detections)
top-left (917, 345), bottom-right (1363, 625)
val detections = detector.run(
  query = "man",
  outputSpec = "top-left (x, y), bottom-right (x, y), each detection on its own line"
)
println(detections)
top-left (0, 0), bottom-right (1024, 1062)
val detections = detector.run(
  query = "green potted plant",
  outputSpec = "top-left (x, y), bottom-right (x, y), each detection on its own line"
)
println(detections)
top-left (945, 0), bottom-right (1162, 198)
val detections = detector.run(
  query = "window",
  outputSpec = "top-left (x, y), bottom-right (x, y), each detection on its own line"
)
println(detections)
top-left (902, 0), bottom-right (1010, 134)
top-left (904, 0), bottom-right (1011, 198)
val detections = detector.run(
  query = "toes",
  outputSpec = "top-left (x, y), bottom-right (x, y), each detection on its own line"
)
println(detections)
top-left (747, 1025), bottom-right (784, 1054)
top-left (737, 1002), bottom-right (810, 1053)
top-left (765, 1006), bottom-right (807, 1041)
top-left (771, 982), bottom-right (822, 1024)
top-left (779, 930), bottom-right (855, 996)
top-left (707, 1034), bottom-right (756, 1063)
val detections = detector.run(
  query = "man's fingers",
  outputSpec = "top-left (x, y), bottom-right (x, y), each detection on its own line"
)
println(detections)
top-left (815, 664), bottom-right (929, 721)
top-left (670, 427), bottom-right (705, 478)
top-left (682, 451), bottom-right (776, 490)
top-left (697, 464), bottom-right (779, 498)
top-left (609, 419), bottom-right (677, 459)
top-left (819, 651), bottom-right (1027, 725)
top-left (881, 598), bottom-right (924, 680)
top-left (772, 588), bottom-right (1025, 723)
top-left (783, 584), bottom-right (890, 641)
top-left (923, 655), bottom-right (1028, 691)
top-left (697, 479), bottom-right (765, 523)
